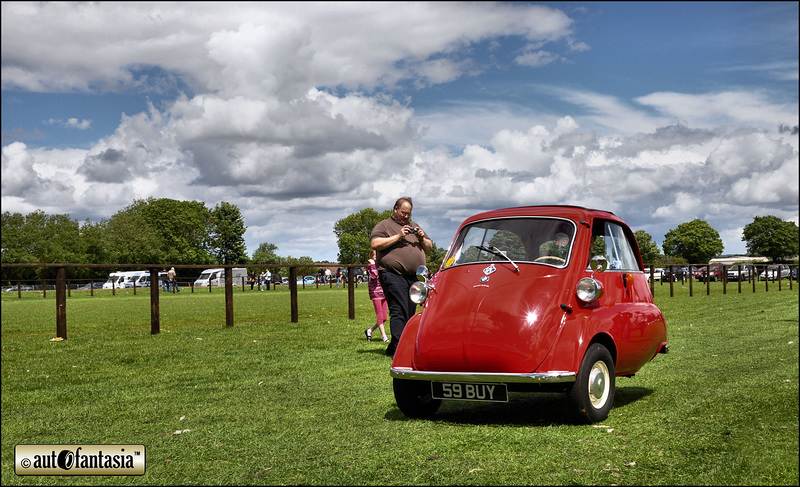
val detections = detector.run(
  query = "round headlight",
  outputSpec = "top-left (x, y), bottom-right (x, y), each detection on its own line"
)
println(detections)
top-left (409, 281), bottom-right (429, 304)
top-left (576, 277), bottom-right (603, 303)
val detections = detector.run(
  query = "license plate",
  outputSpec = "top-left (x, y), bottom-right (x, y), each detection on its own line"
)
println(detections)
top-left (431, 382), bottom-right (508, 402)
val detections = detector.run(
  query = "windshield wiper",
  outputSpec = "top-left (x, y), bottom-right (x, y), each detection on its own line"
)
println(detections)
top-left (477, 245), bottom-right (519, 273)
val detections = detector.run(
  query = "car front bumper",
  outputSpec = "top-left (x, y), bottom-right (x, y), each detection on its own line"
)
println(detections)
top-left (390, 367), bottom-right (576, 383)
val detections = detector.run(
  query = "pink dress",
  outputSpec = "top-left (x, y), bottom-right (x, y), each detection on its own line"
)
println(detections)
top-left (367, 261), bottom-right (388, 324)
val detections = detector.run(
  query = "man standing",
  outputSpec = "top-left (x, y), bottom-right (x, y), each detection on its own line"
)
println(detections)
top-left (168, 267), bottom-right (180, 292)
top-left (371, 197), bottom-right (432, 357)
top-left (161, 268), bottom-right (170, 292)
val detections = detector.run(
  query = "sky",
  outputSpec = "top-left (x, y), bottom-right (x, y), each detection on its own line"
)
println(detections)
top-left (2, 1), bottom-right (798, 263)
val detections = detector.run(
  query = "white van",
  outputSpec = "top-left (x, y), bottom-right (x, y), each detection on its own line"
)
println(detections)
top-left (102, 271), bottom-right (144, 289)
top-left (102, 272), bottom-right (126, 290)
top-left (194, 268), bottom-right (248, 287)
top-left (125, 271), bottom-right (151, 288)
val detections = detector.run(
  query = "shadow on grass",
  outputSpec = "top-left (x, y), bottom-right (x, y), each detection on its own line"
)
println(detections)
top-left (384, 386), bottom-right (653, 426)
top-left (357, 348), bottom-right (394, 356)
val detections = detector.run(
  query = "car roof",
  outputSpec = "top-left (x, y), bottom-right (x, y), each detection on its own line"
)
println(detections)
top-left (458, 205), bottom-right (621, 227)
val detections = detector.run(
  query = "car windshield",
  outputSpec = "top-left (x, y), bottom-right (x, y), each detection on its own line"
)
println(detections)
top-left (443, 217), bottom-right (575, 269)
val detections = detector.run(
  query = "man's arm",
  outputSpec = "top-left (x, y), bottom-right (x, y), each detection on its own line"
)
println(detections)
top-left (371, 230), bottom-right (406, 251)
top-left (419, 234), bottom-right (433, 253)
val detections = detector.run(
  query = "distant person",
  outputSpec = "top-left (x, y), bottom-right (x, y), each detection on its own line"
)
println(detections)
top-left (265, 269), bottom-right (272, 290)
top-left (161, 268), bottom-right (169, 292)
top-left (371, 197), bottom-right (432, 357)
top-left (168, 267), bottom-right (180, 292)
top-left (364, 249), bottom-right (389, 343)
top-left (249, 271), bottom-right (256, 290)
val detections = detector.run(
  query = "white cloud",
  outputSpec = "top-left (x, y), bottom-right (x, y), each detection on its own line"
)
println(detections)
top-left (1, 2), bottom-right (797, 261)
top-left (636, 91), bottom-right (799, 129)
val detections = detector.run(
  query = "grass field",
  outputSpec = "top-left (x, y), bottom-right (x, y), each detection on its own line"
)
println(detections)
top-left (1, 283), bottom-right (798, 485)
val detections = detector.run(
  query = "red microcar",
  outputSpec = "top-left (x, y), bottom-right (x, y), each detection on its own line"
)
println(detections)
top-left (390, 206), bottom-right (669, 423)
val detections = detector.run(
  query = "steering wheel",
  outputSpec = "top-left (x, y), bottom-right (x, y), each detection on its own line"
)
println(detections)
top-left (534, 255), bottom-right (566, 264)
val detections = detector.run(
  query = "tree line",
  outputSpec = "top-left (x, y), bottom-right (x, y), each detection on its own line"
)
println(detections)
top-left (2, 199), bottom-right (797, 282)
top-left (2, 198), bottom-right (247, 281)
top-left (634, 216), bottom-right (798, 266)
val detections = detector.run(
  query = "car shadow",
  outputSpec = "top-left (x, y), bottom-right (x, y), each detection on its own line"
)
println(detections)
top-left (356, 348), bottom-right (394, 356)
top-left (384, 386), bottom-right (653, 426)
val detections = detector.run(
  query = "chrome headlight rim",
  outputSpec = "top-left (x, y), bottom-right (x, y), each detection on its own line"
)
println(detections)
top-left (576, 277), bottom-right (603, 303)
top-left (409, 281), bottom-right (430, 304)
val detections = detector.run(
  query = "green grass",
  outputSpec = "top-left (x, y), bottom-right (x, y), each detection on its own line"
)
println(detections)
top-left (2, 285), bottom-right (798, 485)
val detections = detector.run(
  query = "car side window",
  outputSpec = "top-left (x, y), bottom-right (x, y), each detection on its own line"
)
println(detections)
top-left (589, 221), bottom-right (640, 271)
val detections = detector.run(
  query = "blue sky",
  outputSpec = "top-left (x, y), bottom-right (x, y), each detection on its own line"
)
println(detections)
top-left (2, 2), bottom-right (797, 262)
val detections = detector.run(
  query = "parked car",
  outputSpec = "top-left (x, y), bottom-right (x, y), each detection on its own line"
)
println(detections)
top-left (341, 267), bottom-right (366, 283)
top-left (792, 267), bottom-right (798, 280)
top-left (2, 285), bottom-right (34, 292)
top-left (661, 266), bottom-right (687, 282)
top-left (391, 206), bottom-right (668, 424)
top-left (297, 275), bottom-right (317, 285)
top-left (759, 265), bottom-right (791, 281)
top-left (726, 265), bottom-right (755, 281)
top-left (645, 267), bottom-right (663, 282)
top-left (77, 281), bottom-right (105, 290)
top-left (695, 265), bottom-right (723, 282)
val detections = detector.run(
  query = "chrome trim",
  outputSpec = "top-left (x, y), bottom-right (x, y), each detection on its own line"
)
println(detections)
top-left (390, 367), bottom-right (576, 383)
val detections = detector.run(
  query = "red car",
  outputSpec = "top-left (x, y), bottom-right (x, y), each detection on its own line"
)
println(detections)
top-left (695, 265), bottom-right (722, 282)
top-left (390, 206), bottom-right (668, 424)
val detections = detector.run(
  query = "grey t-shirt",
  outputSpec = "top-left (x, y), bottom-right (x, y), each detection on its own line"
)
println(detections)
top-left (371, 217), bottom-right (427, 276)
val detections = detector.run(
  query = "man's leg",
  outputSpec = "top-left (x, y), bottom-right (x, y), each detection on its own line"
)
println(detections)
top-left (379, 271), bottom-right (416, 356)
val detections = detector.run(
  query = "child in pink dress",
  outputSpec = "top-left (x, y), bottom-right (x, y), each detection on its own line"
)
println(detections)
top-left (364, 250), bottom-right (389, 342)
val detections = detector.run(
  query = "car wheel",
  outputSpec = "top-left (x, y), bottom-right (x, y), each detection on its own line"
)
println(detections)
top-left (393, 379), bottom-right (441, 418)
top-left (568, 343), bottom-right (615, 424)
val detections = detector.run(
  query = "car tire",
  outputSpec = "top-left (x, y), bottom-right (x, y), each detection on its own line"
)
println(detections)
top-left (568, 343), bottom-right (615, 424)
top-left (393, 379), bottom-right (442, 418)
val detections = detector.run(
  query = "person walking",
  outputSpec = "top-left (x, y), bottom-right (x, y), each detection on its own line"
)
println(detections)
top-left (371, 197), bottom-right (432, 357)
top-left (168, 267), bottom-right (180, 292)
top-left (364, 249), bottom-right (390, 343)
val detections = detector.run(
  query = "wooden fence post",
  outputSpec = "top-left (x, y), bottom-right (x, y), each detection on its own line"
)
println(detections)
top-left (150, 268), bottom-right (160, 335)
top-left (348, 267), bottom-right (355, 320)
top-left (668, 265), bottom-right (674, 297)
top-left (225, 267), bottom-right (234, 327)
top-left (55, 267), bottom-right (67, 339)
top-left (290, 266), bottom-right (298, 323)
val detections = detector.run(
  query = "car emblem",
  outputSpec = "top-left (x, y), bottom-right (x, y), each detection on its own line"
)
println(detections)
top-left (480, 276), bottom-right (490, 283)
top-left (483, 264), bottom-right (496, 276)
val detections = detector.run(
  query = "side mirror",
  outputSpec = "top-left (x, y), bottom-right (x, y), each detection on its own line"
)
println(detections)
top-left (589, 255), bottom-right (608, 273)
top-left (416, 265), bottom-right (430, 281)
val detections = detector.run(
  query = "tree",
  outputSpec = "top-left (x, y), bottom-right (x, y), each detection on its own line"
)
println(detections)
top-left (105, 208), bottom-right (165, 264)
top-left (662, 219), bottom-right (724, 264)
top-left (1, 210), bottom-right (91, 280)
top-left (426, 242), bottom-right (447, 271)
top-left (634, 230), bottom-right (661, 265)
top-left (284, 255), bottom-right (317, 277)
top-left (208, 201), bottom-right (248, 264)
top-left (132, 198), bottom-right (214, 264)
top-left (742, 215), bottom-right (799, 262)
top-left (334, 208), bottom-right (392, 264)
top-left (106, 198), bottom-right (216, 264)
top-left (251, 242), bottom-right (282, 265)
